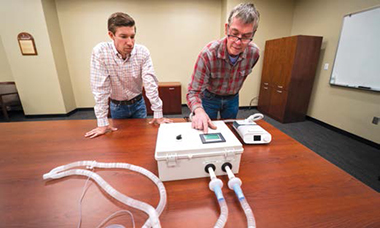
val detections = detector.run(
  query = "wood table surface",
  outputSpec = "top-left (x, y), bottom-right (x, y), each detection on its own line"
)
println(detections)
top-left (0, 119), bottom-right (379, 228)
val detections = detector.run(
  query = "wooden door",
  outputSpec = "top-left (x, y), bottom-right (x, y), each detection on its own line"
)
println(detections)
top-left (258, 38), bottom-right (283, 116)
top-left (271, 37), bottom-right (297, 90)
top-left (269, 38), bottom-right (285, 88)
top-left (257, 84), bottom-right (272, 114)
top-left (268, 88), bottom-right (287, 122)
top-left (143, 82), bottom-right (182, 115)
top-left (260, 40), bottom-right (276, 85)
top-left (159, 83), bottom-right (182, 114)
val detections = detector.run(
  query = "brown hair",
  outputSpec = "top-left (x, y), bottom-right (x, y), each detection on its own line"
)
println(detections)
top-left (108, 12), bottom-right (135, 34)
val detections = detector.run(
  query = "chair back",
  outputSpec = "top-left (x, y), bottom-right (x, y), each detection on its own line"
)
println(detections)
top-left (0, 82), bottom-right (19, 104)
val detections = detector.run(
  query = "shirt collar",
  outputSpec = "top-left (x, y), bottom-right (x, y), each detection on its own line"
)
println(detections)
top-left (111, 42), bottom-right (135, 60)
top-left (217, 36), bottom-right (248, 62)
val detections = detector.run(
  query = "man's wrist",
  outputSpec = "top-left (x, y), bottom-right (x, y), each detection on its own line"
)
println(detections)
top-left (153, 111), bottom-right (163, 119)
top-left (189, 107), bottom-right (203, 121)
top-left (97, 117), bottom-right (109, 127)
top-left (193, 107), bottom-right (204, 115)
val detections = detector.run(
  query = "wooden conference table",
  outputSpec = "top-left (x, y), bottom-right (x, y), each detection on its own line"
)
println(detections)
top-left (0, 119), bottom-right (379, 227)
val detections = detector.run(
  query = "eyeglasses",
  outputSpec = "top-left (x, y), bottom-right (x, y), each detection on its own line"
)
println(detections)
top-left (227, 34), bottom-right (253, 44)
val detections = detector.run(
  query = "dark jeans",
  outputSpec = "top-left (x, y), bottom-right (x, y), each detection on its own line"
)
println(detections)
top-left (202, 90), bottom-right (239, 120)
top-left (110, 98), bottom-right (147, 119)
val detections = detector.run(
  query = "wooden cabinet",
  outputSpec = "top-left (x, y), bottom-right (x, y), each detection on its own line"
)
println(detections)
top-left (258, 35), bottom-right (322, 123)
top-left (143, 82), bottom-right (182, 115)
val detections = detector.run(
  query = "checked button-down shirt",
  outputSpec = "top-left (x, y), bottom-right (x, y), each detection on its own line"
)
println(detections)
top-left (91, 42), bottom-right (163, 127)
top-left (186, 37), bottom-right (260, 112)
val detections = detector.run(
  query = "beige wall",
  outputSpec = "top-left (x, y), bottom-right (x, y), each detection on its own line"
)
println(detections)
top-left (42, 0), bottom-right (76, 112)
top-left (0, 0), bottom-right (67, 114)
top-left (55, 0), bottom-right (222, 107)
top-left (0, 37), bottom-right (14, 82)
top-left (221, 0), bottom-right (228, 37)
top-left (291, 0), bottom-right (380, 143)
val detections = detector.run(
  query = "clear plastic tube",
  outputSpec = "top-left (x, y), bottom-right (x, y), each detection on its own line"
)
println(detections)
top-left (208, 167), bottom-right (228, 228)
top-left (214, 198), bottom-right (228, 228)
top-left (43, 161), bottom-right (166, 228)
top-left (239, 194), bottom-right (256, 228)
top-left (225, 165), bottom-right (256, 228)
top-left (96, 210), bottom-right (135, 228)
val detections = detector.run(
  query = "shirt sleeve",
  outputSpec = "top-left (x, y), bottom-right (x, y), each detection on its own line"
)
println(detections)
top-left (252, 46), bottom-right (260, 68)
top-left (90, 49), bottom-right (111, 127)
top-left (186, 52), bottom-right (210, 112)
top-left (141, 48), bottom-right (163, 119)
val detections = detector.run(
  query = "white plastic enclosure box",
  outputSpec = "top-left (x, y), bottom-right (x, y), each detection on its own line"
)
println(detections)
top-left (155, 121), bottom-right (243, 181)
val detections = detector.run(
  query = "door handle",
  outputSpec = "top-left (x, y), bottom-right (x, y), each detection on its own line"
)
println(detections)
top-left (277, 90), bottom-right (282, 93)
top-left (277, 85), bottom-right (283, 88)
top-left (168, 88), bottom-right (175, 90)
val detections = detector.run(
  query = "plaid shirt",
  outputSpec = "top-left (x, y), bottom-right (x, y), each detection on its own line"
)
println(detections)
top-left (91, 42), bottom-right (162, 127)
top-left (186, 37), bottom-right (260, 112)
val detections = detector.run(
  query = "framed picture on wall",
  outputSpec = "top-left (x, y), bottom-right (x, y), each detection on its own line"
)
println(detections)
top-left (17, 32), bottom-right (38, 55)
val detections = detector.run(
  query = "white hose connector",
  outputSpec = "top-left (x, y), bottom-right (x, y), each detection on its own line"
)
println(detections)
top-left (43, 161), bottom-right (167, 228)
top-left (223, 113), bottom-right (264, 123)
top-left (224, 164), bottom-right (256, 228)
top-left (207, 165), bottom-right (228, 228)
top-left (245, 113), bottom-right (264, 123)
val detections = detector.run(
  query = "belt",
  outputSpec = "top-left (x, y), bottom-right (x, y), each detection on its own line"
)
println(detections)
top-left (204, 89), bottom-right (238, 99)
top-left (110, 94), bottom-right (143, 105)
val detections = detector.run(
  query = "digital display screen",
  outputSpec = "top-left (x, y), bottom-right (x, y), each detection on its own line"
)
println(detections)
top-left (204, 134), bottom-right (221, 140)
top-left (254, 135), bottom-right (261, 141)
top-left (200, 133), bottom-right (226, 144)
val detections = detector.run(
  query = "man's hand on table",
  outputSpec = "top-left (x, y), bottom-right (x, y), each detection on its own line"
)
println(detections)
top-left (149, 117), bottom-right (173, 125)
top-left (85, 125), bottom-right (117, 139)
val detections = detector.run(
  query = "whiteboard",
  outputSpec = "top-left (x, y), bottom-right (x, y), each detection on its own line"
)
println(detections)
top-left (330, 6), bottom-right (380, 92)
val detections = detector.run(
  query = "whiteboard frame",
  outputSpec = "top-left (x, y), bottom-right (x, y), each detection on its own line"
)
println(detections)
top-left (329, 5), bottom-right (380, 93)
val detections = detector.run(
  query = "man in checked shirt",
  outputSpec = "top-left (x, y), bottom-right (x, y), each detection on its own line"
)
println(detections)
top-left (187, 3), bottom-right (260, 133)
top-left (85, 12), bottom-right (172, 139)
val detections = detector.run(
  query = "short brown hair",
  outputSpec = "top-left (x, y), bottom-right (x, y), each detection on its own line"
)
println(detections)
top-left (108, 12), bottom-right (135, 34)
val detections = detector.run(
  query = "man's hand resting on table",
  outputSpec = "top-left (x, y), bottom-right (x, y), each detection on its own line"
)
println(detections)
top-left (85, 118), bottom-right (172, 139)
top-left (191, 108), bottom-right (217, 134)
top-left (85, 125), bottom-right (117, 139)
top-left (149, 117), bottom-right (173, 125)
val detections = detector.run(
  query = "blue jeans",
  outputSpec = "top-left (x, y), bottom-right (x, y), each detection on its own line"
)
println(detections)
top-left (110, 98), bottom-right (147, 119)
top-left (202, 90), bottom-right (239, 120)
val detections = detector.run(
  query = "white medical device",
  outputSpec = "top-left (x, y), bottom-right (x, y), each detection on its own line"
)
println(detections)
top-left (155, 121), bottom-right (243, 181)
top-left (232, 113), bottom-right (272, 144)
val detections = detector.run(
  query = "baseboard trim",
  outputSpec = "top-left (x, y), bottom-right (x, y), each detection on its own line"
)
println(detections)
top-left (306, 116), bottom-right (379, 149)
top-left (25, 108), bottom-right (94, 119)
top-left (239, 105), bottom-right (258, 110)
top-left (180, 104), bottom-right (258, 110)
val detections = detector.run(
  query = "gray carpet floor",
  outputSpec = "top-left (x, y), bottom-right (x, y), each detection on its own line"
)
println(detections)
top-left (2, 107), bottom-right (379, 192)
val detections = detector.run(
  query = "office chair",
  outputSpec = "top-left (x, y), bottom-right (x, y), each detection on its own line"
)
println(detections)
top-left (0, 82), bottom-right (23, 121)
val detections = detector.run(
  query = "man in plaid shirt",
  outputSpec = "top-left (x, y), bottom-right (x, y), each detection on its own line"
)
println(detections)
top-left (187, 3), bottom-right (260, 133)
top-left (85, 12), bottom-right (172, 139)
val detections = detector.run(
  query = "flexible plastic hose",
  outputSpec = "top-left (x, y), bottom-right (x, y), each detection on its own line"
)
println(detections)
top-left (223, 113), bottom-right (264, 123)
top-left (225, 165), bottom-right (256, 228)
top-left (208, 167), bottom-right (228, 228)
top-left (239, 194), bottom-right (256, 228)
top-left (214, 198), bottom-right (228, 228)
top-left (43, 161), bottom-right (167, 228)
